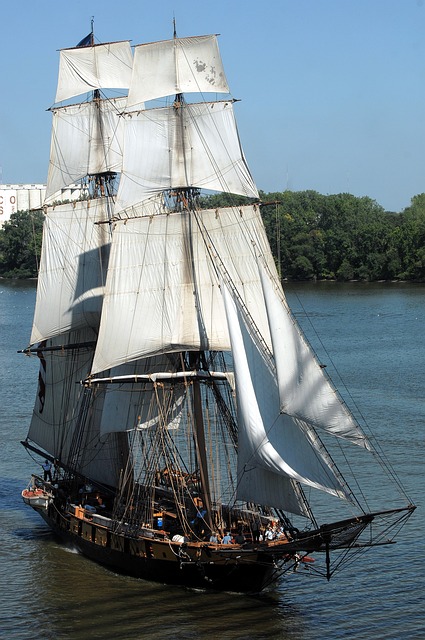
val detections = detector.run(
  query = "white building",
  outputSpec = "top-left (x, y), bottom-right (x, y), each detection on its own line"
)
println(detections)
top-left (0, 184), bottom-right (87, 226)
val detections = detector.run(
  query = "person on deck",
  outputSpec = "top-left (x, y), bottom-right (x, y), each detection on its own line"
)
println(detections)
top-left (234, 530), bottom-right (246, 545)
top-left (251, 520), bottom-right (260, 544)
top-left (42, 460), bottom-right (52, 482)
top-left (265, 526), bottom-right (275, 541)
top-left (221, 532), bottom-right (233, 544)
top-left (191, 503), bottom-right (207, 537)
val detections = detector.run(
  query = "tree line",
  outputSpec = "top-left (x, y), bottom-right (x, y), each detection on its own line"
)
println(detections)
top-left (1, 190), bottom-right (424, 281)
top-left (202, 190), bottom-right (425, 281)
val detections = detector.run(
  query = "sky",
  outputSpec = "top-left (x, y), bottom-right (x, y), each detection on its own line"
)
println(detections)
top-left (0, 0), bottom-right (424, 212)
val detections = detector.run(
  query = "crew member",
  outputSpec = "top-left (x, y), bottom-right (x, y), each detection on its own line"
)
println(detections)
top-left (42, 459), bottom-right (52, 482)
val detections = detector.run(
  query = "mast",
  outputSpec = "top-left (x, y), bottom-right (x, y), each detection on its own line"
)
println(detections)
top-left (26, 24), bottom-right (134, 489)
top-left (169, 22), bottom-right (213, 531)
top-left (188, 352), bottom-right (213, 532)
top-left (86, 18), bottom-right (116, 208)
top-left (92, 28), bottom-right (360, 521)
top-left (78, 16), bottom-right (94, 46)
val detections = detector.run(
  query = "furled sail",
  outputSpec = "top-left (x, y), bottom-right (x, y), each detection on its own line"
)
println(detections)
top-left (55, 41), bottom-right (133, 104)
top-left (30, 199), bottom-right (111, 346)
top-left (127, 35), bottom-right (229, 106)
top-left (259, 263), bottom-right (371, 449)
top-left (222, 284), bottom-right (350, 501)
top-left (45, 97), bottom-right (128, 202)
top-left (91, 204), bottom-right (274, 375)
top-left (115, 101), bottom-right (258, 212)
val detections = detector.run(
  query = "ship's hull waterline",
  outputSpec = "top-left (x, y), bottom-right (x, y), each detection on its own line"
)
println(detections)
top-left (34, 505), bottom-right (281, 593)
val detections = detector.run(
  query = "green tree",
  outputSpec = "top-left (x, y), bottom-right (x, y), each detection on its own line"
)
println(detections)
top-left (261, 190), bottom-right (327, 280)
top-left (0, 209), bottom-right (44, 278)
top-left (397, 194), bottom-right (425, 280)
top-left (3, 191), bottom-right (421, 282)
top-left (318, 194), bottom-right (389, 280)
top-left (336, 258), bottom-right (354, 281)
top-left (261, 190), bottom-right (425, 282)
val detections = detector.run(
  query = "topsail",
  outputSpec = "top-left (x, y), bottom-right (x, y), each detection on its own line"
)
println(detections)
top-left (55, 41), bottom-right (133, 103)
top-left (127, 35), bottom-right (229, 106)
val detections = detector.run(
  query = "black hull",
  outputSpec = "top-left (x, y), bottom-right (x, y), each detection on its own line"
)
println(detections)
top-left (36, 506), bottom-right (278, 594)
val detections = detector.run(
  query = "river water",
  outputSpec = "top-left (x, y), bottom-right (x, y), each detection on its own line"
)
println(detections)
top-left (0, 280), bottom-right (423, 640)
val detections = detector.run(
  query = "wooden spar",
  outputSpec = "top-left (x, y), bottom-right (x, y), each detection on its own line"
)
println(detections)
top-left (191, 377), bottom-right (213, 533)
top-left (325, 538), bottom-right (331, 581)
top-left (19, 341), bottom-right (96, 355)
top-left (87, 371), bottom-right (228, 385)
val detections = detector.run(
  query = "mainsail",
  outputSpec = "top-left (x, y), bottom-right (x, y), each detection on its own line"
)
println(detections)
top-left (27, 330), bottom-right (127, 488)
top-left (26, 31), bottom-right (133, 490)
top-left (91, 204), bottom-right (272, 374)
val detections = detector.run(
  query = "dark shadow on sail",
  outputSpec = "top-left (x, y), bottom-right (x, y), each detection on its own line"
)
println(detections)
top-left (69, 242), bottom-right (111, 326)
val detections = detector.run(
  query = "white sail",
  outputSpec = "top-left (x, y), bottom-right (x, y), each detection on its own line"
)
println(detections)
top-left (259, 264), bottom-right (371, 449)
top-left (46, 97), bottom-right (128, 202)
top-left (115, 101), bottom-right (258, 212)
top-left (101, 383), bottom-right (186, 434)
top-left (222, 284), bottom-right (350, 500)
top-left (91, 205), bottom-right (274, 375)
top-left (28, 330), bottom-right (93, 459)
top-left (127, 35), bottom-right (229, 106)
top-left (28, 329), bottom-right (125, 488)
top-left (55, 41), bottom-right (133, 103)
top-left (99, 356), bottom-right (186, 435)
top-left (30, 199), bottom-right (110, 346)
top-left (237, 467), bottom-right (309, 517)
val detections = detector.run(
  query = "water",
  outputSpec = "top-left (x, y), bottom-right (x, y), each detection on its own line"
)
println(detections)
top-left (0, 279), bottom-right (423, 639)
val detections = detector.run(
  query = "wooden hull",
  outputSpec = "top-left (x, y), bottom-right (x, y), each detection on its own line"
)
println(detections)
top-left (33, 504), bottom-right (280, 593)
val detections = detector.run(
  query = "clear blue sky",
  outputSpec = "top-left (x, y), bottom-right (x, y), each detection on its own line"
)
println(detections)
top-left (1, 0), bottom-right (424, 212)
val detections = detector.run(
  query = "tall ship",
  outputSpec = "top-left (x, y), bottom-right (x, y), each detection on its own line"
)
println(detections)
top-left (21, 23), bottom-right (415, 593)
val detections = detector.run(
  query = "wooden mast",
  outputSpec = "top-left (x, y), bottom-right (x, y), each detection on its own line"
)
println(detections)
top-left (171, 18), bottom-right (213, 534)
top-left (190, 354), bottom-right (213, 534)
